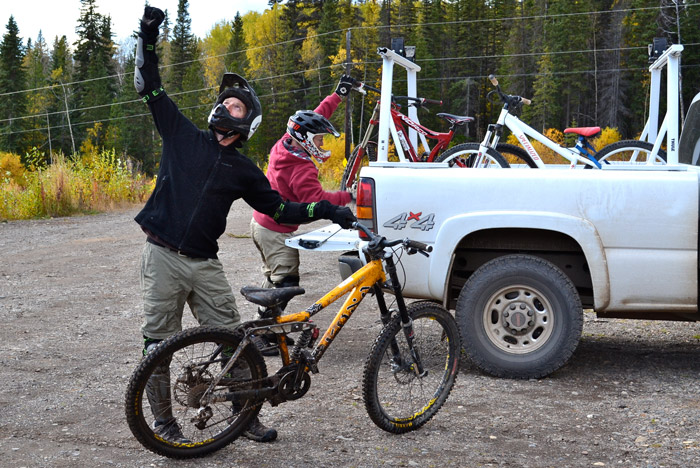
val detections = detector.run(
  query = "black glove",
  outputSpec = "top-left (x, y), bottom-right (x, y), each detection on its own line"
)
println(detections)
top-left (140, 6), bottom-right (165, 39)
top-left (134, 6), bottom-right (165, 99)
top-left (335, 74), bottom-right (357, 98)
top-left (330, 206), bottom-right (356, 229)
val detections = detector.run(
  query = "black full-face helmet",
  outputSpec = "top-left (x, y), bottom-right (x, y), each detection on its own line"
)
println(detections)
top-left (208, 73), bottom-right (262, 141)
top-left (286, 110), bottom-right (340, 163)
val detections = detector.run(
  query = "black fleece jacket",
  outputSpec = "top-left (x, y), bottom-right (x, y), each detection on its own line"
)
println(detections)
top-left (135, 93), bottom-right (334, 259)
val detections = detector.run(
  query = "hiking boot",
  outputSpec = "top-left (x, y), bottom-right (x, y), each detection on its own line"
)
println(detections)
top-left (243, 416), bottom-right (278, 443)
top-left (153, 419), bottom-right (191, 444)
top-left (251, 334), bottom-right (279, 357)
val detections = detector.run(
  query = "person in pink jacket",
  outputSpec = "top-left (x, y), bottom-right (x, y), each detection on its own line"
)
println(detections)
top-left (250, 75), bottom-right (357, 355)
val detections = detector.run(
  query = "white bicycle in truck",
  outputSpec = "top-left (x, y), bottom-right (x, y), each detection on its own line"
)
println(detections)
top-left (438, 75), bottom-right (667, 169)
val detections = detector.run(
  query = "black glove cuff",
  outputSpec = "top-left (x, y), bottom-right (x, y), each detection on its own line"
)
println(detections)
top-left (310, 200), bottom-right (334, 220)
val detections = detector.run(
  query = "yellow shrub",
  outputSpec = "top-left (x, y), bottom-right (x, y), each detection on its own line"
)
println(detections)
top-left (0, 150), bottom-right (154, 220)
top-left (0, 152), bottom-right (26, 186)
top-left (318, 133), bottom-right (348, 190)
top-left (590, 127), bottom-right (622, 151)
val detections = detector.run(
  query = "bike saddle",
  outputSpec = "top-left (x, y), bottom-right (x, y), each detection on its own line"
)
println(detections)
top-left (240, 286), bottom-right (305, 308)
top-left (436, 113), bottom-right (474, 126)
top-left (564, 126), bottom-right (600, 137)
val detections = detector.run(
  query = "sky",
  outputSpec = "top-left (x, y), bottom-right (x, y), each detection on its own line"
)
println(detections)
top-left (5, 0), bottom-right (271, 46)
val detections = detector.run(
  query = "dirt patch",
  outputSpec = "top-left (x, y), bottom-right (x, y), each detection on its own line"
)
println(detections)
top-left (1, 204), bottom-right (699, 467)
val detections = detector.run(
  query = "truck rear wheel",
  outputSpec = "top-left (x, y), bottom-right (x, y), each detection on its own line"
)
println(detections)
top-left (455, 254), bottom-right (582, 379)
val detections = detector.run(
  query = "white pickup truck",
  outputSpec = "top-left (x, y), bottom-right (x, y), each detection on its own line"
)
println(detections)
top-left (304, 163), bottom-right (699, 380)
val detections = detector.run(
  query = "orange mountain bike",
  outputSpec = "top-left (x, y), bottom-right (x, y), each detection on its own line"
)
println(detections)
top-left (125, 222), bottom-right (461, 459)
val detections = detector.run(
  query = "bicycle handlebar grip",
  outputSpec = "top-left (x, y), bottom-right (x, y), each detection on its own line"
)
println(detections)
top-left (405, 239), bottom-right (432, 253)
top-left (488, 74), bottom-right (499, 86)
top-left (361, 83), bottom-right (381, 94)
top-left (422, 98), bottom-right (443, 106)
top-left (521, 97), bottom-right (532, 105)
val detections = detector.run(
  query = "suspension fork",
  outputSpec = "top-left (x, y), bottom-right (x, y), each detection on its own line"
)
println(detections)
top-left (382, 254), bottom-right (426, 376)
top-left (373, 283), bottom-right (401, 358)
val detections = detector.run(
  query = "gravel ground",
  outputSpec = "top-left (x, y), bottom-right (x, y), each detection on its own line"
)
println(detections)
top-left (1, 203), bottom-right (699, 467)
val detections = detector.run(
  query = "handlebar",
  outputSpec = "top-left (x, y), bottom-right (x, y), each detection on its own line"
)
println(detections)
top-left (353, 222), bottom-right (432, 257)
top-left (355, 82), bottom-right (442, 108)
top-left (488, 74), bottom-right (531, 108)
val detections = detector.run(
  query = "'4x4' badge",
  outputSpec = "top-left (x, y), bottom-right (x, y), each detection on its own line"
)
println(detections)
top-left (383, 212), bottom-right (435, 231)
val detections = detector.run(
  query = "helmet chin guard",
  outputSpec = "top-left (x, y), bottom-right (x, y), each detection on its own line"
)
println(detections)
top-left (286, 110), bottom-right (339, 164)
top-left (208, 73), bottom-right (262, 141)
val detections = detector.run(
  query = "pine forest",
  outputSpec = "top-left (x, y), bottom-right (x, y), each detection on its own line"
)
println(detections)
top-left (1, 0), bottom-right (698, 174)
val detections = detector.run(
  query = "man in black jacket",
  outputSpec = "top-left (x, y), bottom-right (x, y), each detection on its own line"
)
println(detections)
top-left (133, 6), bottom-right (355, 445)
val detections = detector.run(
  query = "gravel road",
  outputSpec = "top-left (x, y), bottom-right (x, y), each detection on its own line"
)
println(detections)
top-left (1, 203), bottom-right (699, 467)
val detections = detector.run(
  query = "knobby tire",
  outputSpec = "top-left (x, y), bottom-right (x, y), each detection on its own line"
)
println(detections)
top-left (362, 301), bottom-right (461, 433)
top-left (125, 326), bottom-right (267, 459)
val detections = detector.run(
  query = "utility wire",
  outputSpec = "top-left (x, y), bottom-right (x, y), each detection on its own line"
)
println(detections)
top-left (5, 39), bottom-right (700, 126)
top-left (3, 2), bottom-right (698, 97)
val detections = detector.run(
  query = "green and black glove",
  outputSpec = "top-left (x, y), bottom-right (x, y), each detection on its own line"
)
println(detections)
top-left (134, 6), bottom-right (165, 101)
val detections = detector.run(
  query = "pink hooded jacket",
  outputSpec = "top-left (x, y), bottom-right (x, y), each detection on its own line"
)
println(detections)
top-left (252, 93), bottom-right (352, 233)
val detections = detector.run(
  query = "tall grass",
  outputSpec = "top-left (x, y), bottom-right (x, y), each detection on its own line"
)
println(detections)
top-left (0, 150), bottom-right (155, 221)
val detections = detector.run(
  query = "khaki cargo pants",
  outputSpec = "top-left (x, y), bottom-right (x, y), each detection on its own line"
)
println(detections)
top-left (140, 242), bottom-right (240, 339)
top-left (250, 218), bottom-right (299, 288)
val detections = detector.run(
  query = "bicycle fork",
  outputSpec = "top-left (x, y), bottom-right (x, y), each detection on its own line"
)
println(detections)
top-left (475, 124), bottom-right (503, 167)
top-left (378, 254), bottom-right (427, 378)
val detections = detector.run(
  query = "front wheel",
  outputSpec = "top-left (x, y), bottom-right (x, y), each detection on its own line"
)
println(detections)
top-left (455, 254), bottom-right (583, 379)
top-left (362, 301), bottom-right (461, 433)
top-left (593, 140), bottom-right (667, 165)
top-left (495, 143), bottom-right (538, 168)
top-left (435, 142), bottom-right (510, 168)
top-left (341, 141), bottom-right (378, 197)
top-left (125, 326), bottom-right (267, 459)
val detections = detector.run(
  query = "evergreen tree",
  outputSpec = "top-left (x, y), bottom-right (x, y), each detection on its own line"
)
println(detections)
top-left (48, 35), bottom-right (76, 156)
top-left (0, 16), bottom-right (28, 154)
top-left (72, 0), bottom-right (117, 151)
top-left (621, 0), bottom-right (663, 138)
top-left (23, 31), bottom-right (52, 157)
top-left (227, 12), bottom-right (249, 75)
top-left (317, 0), bottom-right (341, 87)
top-left (179, 48), bottom-right (208, 127)
top-left (167, 0), bottom-right (197, 95)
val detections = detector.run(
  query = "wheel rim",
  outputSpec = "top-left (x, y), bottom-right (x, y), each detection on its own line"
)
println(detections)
top-left (481, 284), bottom-right (554, 354)
top-left (443, 149), bottom-right (503, 168)
top-left (600, 147), bottom-right (665, 164)
top-left (373, 314), bottom-right (452, 421)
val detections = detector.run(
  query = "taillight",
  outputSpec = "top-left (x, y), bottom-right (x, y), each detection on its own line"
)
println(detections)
top-left (356, 177), bottom-right (376, 239)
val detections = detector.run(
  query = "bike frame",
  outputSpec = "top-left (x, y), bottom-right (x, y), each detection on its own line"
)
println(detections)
top-left (344, 100), bottom-right (457, 189)
top-left (482, 107), bottom-right (599, 169)
top-left (267, 258), bottom-right (388, 366)
top-left (219, 244), bottom-right (422, 396)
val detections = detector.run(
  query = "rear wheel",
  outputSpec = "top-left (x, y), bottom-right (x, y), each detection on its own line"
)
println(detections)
top-left (125, 326), bottom-right (267, 459)
top-left (594, 140), bottom-right (667, 165)
top-left (363, 301), bottom-right (460, 433)
top-left (435, 142), bottom-right (510, 168)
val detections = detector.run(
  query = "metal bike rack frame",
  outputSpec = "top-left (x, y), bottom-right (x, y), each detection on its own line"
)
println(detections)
top-left (376, 47), bottom-right (422, 163)
top-left (640, 44), bottom-right (683, 164)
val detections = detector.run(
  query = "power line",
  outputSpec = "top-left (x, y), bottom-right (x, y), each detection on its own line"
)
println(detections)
top-left (8, 61), bottom-right (700, 137)
top-left (6, 38), bottom-right (700, 126)
top-left (3, 2), bottom-right (698, 98)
